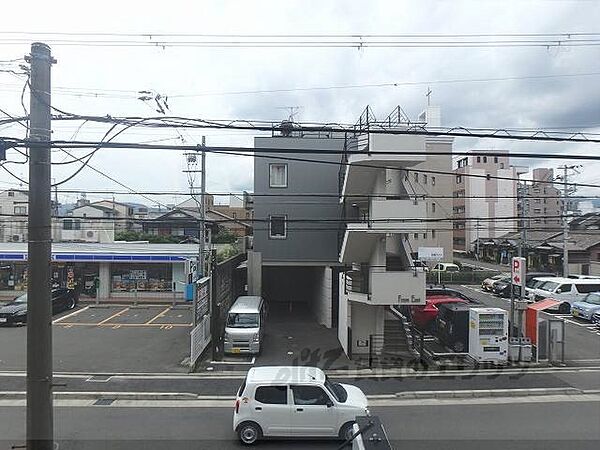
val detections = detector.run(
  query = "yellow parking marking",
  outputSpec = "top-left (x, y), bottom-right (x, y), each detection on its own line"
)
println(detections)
top-left (145, 307), bottom-right (171, 325)
top-left (96, 307), bottom-right (130, 326)
top-left (160, 324), bottom-right (173, 330)
top-left (52, 306), bottom-right (90, 324)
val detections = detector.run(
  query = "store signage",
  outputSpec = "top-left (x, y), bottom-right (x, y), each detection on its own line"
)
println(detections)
top-left (418, 247), bottom-right (444, 261)
top-left (511, 257), bottom-right (526, 287)
top-left (129, 270), bottom-right (147, 280)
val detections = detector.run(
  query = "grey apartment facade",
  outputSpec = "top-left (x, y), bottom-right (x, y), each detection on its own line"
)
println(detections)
top-left (253, 131), bottom-right (343, 327)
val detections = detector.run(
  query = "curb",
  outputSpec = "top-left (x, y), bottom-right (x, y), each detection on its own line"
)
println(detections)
top-left (0, 391), bottom-right (199, 401)
top-left (395, 387), bottom-right (583, 399)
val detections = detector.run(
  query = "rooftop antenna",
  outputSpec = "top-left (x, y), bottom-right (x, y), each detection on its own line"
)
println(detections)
top-left (426, 86), bottom-right (432, 106)
top-left (277, 106), bottom-right (302, 122)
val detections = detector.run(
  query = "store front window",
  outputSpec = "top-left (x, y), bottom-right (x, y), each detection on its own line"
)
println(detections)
top-left (111, 264), bottom-right (173, 292)
top-left (0, 263), bottom-right (27, 291)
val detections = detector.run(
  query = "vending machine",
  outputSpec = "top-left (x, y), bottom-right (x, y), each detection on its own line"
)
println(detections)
top-left (468, 307), bottom-right (509, 364)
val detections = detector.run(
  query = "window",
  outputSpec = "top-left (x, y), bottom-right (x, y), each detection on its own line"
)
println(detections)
top-left (269, 215), bottom-right (287, 239)
top-left (423, 232), bottom-right (427, 239)
top-left (63, 219), bottom-right (73, 230)
top-left (483, 156), bottom-right (487, 163)
top-left (432, 229), bottom-right (436, 238)
top-left (576, 284), bottom-right (600, 294)
top-left (432, 202), bottom-right (436, 213)
top-left (404, 171), bottom-right (409, 182)
top-left (246, 212), bottom-right (250, 219)
top-left (535, 199), bottom-right (541, 204)
top-left (111, 264), bottom-right (173, 292)
top-left (414, 233), bottom-right (419, 239)
top-left (232, 212), bottom-right (237, 219)
top-left (477, 156), bottom-right (481, 163)
top-left (494, 156), bottom-right (498, 163)
top-left (255, 386), bottom-right (287, 405)
top-left (456, 175), bottom-right (462, 184)
top-left (414, 172), bottom-right (419, 182)
top-left (431, 176), bottom-right (436, 186)
top-left (500, 163), bottom-right (505, 169)
top-left (534, 208), bottom-right (541, 214)
top-left (8, 191), bottom-right (14, 197)
top-left (423, 174), bottom-right (428, 184)
top-left (14, 206), bottom-right (27, 215)
top-left (269, 163), bottom-right (288, 188)
top-left (291, 385), bottom-right (330, 406)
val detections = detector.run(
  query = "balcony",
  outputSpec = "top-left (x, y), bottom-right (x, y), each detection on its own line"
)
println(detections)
top-left (340, 199), bottom-right (427, 263)
top-left (341, 132), bottom-right (426, 197)
top-left (344, 266), bottom-right (426, 306)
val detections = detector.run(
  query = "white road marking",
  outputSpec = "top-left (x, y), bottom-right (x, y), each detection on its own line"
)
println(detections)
top-left (52, 306), bottom-right (90, 324)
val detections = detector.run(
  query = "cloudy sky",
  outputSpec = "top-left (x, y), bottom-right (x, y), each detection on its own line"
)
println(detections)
top-left (0, 0), bottom-right (599, 207)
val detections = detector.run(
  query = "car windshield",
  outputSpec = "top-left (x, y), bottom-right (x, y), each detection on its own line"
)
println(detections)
top-left (13, 294), bottom-right (27, 304)
top-left (324, 376), bottom-right (347, 403)
top-left (584, 294), bottom-right (600, 305)
top-left (539, 281), bottom-right (559, 292)
top-left (226, 313), bottom-right (259, 328)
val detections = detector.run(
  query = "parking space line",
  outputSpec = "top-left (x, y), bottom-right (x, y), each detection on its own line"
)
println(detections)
top-left (52, 306), bottom-right (90, 324)
top-left (144, 307), bottom-right (171, 325)
top-left (96, 307), bottom-right (130, 326)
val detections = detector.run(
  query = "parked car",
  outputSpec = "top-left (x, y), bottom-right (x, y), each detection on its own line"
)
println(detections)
top-left (481, 274), bottom-right (508, 292)
top-left (591, 311), bottom-right (600, 328)
top-left (528, 277), bottom-right (600, 313)
top-left (567, 274), bottom-right (600, 279)
top-left (431, 263), bottom-right (460, 272)
top-left (233, 366), bottom-right (368, 445)
top-left (494, 272), bottom-right (556, 298)
top-left (224, 296), bottom-right (266, 355)
top-left (0, 288), bottom-right (78, 326)
top-left (412, 260), bottom-right (429, 272)
top-left (571, 292), bottom-right (600, 321)
top-left (411, 295), bottom-right (469, 332)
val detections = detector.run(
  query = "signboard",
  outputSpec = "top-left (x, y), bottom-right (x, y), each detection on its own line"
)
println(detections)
top-left (418, 247), bottom-right (444, 261)
top-left (194, 276), bottom-right (210, 325)
top-left (190, 315), bottom-right (211, 366)
top-left (129, 270), bottom-right (147, 280)
top-left (512, 257), bottom-right (526, 287)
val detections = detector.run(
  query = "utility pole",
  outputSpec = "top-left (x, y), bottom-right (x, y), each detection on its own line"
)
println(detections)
top-left (199, 136), bottom-right (207, 278)
top-left (25, 42), bottom-right (55, 450)
top-left (558, 165), bottom-right (580, 277)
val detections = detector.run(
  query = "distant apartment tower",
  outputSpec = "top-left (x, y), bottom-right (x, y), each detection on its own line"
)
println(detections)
top-left (453, 151), bottom-right (520, 253)
top-left (519, 168), bottom-right (562, 230)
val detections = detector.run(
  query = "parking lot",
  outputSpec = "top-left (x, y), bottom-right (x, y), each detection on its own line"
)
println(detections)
top-left (0, 304), bottom-right (193, 373)
top-left (457, 285), bottom-right (600, 363)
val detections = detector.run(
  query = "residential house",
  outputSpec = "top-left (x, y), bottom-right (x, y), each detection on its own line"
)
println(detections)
top-left (58, 199), bottom-right (116, 243)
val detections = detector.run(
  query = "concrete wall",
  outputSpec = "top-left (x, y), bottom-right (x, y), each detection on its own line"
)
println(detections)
top-left (338, 272), bottom-right (349, 355)
top-left (312, 266), bottom-right (333, 327)
top-left (253, 137), bottom-right (343, 264)
top-left (350, 302), bottom-right (383, 355)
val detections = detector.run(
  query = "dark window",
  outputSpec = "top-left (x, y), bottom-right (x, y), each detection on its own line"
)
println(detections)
top-left (269, 163), bottom-right (288, 188)
top-left (431, 176), bottom-right (436, 186)
top-left (476, 156), bottom-right (481, 163)
top-left (556, 284), bottom-right (572, 294)
top-left (238, 378), bottom-right (247, 397)
top-left (255, 386), bottom-right (287, 404)
top-left (432, 229), bottom-right (436, 238)
top-left (63, 219), bottom-right (73, 230)
top-left (269, 215), bottom-right (287, 239)
top-left (576, 284), bottom-right (600, 294)
top-left (423, 174), bottom-right (428, 184)
top-left (494, 157), bottom-right (498, 163)
top-left (483, 156), bottom-right (487, 163)
top-left (8, 191), bottom-right (14, 197)
top-left (291, 385), bottom-right (330, 406)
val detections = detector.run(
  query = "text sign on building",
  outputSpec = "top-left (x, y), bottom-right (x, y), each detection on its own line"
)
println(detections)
top-left (418, 247), bottom-right (444, 261)
top-left (512, 257), bottom-right (526, 287)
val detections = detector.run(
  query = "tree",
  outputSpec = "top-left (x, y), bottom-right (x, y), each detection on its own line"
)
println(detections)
top-left (115, 230), bottom-right (182, 244)
top-left (212, 229), bottom-right (237, 244)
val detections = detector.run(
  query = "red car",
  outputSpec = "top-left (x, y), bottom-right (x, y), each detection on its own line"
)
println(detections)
top-left (411, 295), bottom-right (469, 332)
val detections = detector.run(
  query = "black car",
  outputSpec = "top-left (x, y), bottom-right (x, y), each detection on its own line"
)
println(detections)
top-left (0, 288), bottom-right (78, 326)
top-left (493, 272), bottom-right (556, 298)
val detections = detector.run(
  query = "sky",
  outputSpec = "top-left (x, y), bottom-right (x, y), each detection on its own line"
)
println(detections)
top-left (0, 0), bottom-right (599, 208)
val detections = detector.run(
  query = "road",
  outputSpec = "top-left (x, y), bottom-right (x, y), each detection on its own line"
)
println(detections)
top-left (1, 396), bottom-right (599, 449)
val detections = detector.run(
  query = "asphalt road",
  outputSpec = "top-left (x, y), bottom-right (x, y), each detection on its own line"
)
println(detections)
top-left (1, 398), bottom-right (599, 449)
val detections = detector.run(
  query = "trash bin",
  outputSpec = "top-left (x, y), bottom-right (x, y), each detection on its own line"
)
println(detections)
top-left (520, 337), bottom-right (532, 362)
top-left (508, 337), bottom-right (520, 362)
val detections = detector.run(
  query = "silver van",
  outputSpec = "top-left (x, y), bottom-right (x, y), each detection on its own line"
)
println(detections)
top-left (224, 296), bottom-right (266, 355)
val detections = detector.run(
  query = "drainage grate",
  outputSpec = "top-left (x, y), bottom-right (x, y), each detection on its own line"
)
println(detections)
top-left (93, 398), bottom-right (115, 406)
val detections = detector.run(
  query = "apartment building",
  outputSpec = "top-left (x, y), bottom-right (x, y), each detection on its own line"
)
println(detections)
top-left (252, 129), bottom-right (343, 328)
top-left (0, 189), bottom-right (28, 243)
top-left (519, 168), bottom-right (562, 230)
top-left (453, 151), bottom-right (521, 253)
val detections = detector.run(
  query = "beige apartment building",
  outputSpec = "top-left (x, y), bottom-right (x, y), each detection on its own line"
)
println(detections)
top-left (519, 168), bottom-right (562, 230)
top-left (453, 151), bottom-right (522, 253)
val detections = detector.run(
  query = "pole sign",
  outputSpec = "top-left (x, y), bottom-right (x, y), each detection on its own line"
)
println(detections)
top-left (418, 247), bottom-right (444, 261)
top-left (512, 257), bottom-right (526, 287)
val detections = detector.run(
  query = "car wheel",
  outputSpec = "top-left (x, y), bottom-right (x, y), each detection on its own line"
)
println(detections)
top-left (238, 421), bottom-right (261, 445)
top-left (67, 298), bottom-right (76, 310)
top-left (339, 421), bottom-right (355, 442)
top-left (558, 303), bottom-right (571, 314)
